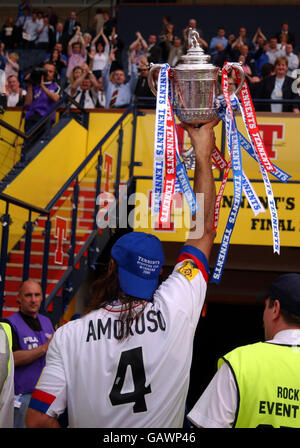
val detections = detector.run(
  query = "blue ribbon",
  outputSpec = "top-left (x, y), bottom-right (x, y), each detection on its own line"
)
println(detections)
top-left (211, 109), bottom-right (243, 284)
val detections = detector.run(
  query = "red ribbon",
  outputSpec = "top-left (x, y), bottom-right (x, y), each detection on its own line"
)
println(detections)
top-left (233, 67), bottom-right (275, 173)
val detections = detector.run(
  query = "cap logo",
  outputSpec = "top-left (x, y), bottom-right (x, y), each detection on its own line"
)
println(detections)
top-left (137, 255), bottom-right (161, 276)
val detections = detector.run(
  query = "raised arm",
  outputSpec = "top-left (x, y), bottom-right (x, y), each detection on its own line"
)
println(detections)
top-left (91, 26), bottom-right (107, 47)
top-left (70, 66), bottom-right (89, 95)
top-left (101, 27), bottom-right (109, 47)
top-left (182, 119), bottom-right (219, 260)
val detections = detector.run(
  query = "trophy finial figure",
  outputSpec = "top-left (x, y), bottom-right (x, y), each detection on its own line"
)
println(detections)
top-left (188, 27), bottom-right (200, 50)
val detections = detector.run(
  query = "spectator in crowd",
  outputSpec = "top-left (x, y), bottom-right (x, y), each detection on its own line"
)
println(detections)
top-left (102, 50), bottom-right (138, 108)
top-left (261, 62), bottom-right (274, 78)
top-left (44, 48), bottom-right (67, 81)
top-left (276, 21), bottom-right (295, 47)
top-left (18, 0), bottom-right (32, 18)
top-left (6, 75), bottom-right (26, 107)
top-left (102, 10), bottom-right (115, 38)
top-left (83, 32), bottom-right (92, 52)
top-left (15, 8), bottom-right (31, 44)
top-left (134, 61), bottom-right (154, 103)
top-left (129, 31), bottom-right (148, 71)
top-left (66, 28), bottom-right (87, 79)
top-left (232, 26), bottom-right (250, 49)
top-left (23, 62), bottom-right (60, 154)
top-left (277, 32), bottom-right (289, 54)
top-left (65, 64), bottom-right (84, 95)
top-left (238, 44), bottom-right (257, 76)
top-left (210, 42), bottom-right (228, 67)
top-left (53, 21), bottom-right (64, 47)
top-left (4, 52), bottom-right (19, 79)
top-left (253, 40), bottom-right (270, 78)
top-left (146, 34), bottom-right (161, 64)
top-left (89, 27), bottom-right (109, 79)
top-left (209, 27), bottom-right (228, 57)
top-left (217, 76), bottom-right (237, 98)
top-left (54, 42), bottom-right (67, 64)
top-left (83, 32), bottom-right (92, 66)
top-left (284, 43), bottom-right (299, 78)
top-left (70, 70), bottom-right (99, 109)
top-left (7, 279), bottom-right (54, 428)
top-left (160, 15), bottom-right (172, 36)
top-left (187, 273), bottom-right (300, 428)
top-left (231, 27), bottom-right (250, 60)
top-left (1, 18), bottom-right (16, 49)
top-left (63, 11), bottom-right (81, 47)
top-left (36, 11), bottom-right (44, 28)
top-left (266, 37), bottom-right (284, 66)
top-left (239, 54), bottom-right (252, 78)
top-left (167, 35), bottom-right (184, 67)
top-left (46, 6), bottom-right (58, 29)
top-left (0, 43), bottom-right (6, 71)
top-left (45, 42), bottom-right (67, 66)
top-left (255, 56), bottom-right (300, 113)
top-left (249, 62), bottom-right (274, 100)
top-left (108, 27), bottom-right (124, 71)
top-left (183, 18), bottom-right (203, 45)
top-left (251, 27), bottom-right (267, 51)
top-left (92, 8), bottom-right (105, 35)
top-left (129, 31), bottom-right (148, 56)
top-left (22, 10), bottom-right (39, 48)
top-left (159, 22), bottom-right (176, 61)
top-left (36, 16), bottom-right (54, 50)
top-left (97, 76), bottom-right (106, 107)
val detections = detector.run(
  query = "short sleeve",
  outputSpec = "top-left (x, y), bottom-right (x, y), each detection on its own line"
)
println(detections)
top-left (154, 245), bottom-right (209, 325)
top-left (28, 329), bottom-right (67, 418)
top-left (187, 363), bottom-right (237, 428)
top-left (176, 244), bottom-right (210, 283)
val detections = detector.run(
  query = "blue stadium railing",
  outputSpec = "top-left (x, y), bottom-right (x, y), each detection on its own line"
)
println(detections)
top-left (0, 98), bottom-right (138, 319)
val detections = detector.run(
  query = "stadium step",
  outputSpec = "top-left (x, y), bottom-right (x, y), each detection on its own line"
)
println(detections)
top-left (2, 177), bottom-right (99, 318)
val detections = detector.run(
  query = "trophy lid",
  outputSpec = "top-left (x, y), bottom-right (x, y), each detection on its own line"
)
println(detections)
top-left (176, 28), bottom-right (216, 70)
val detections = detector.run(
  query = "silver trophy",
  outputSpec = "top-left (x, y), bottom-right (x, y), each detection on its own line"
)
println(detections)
top-left (148, 28), bottom-right (245, 168)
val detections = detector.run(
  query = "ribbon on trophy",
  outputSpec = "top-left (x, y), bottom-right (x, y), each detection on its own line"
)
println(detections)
top-left (211, 64), bottom-right (244, 283)
top-left (211, 62), bottom-right (291, 283)
top-left (152, 63), bottom-right (198, 227)
top-left (151, 61), bottom-right (291, 284)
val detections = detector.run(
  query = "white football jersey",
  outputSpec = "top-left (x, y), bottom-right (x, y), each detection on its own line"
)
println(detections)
top-left (30, 255), bottom-right (208, 428)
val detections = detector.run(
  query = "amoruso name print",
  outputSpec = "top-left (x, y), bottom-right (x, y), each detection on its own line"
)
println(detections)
top-left (86, 310), bottom-right (166, 342)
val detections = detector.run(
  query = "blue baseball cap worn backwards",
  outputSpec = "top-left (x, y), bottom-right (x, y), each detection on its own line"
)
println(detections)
top-left (111, 232), bottom-right (165, 300)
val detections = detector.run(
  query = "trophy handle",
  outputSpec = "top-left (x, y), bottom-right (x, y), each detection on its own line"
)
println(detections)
top-left (147, 63), bottom-right (165, 97)
top-left (225, 62), bottom-right (245, 96)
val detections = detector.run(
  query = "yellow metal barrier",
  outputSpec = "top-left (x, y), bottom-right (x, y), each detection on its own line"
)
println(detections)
top-left (0, 109), bottom-right (299, 252)
top-left (0, 109), bottom-right (24, 181)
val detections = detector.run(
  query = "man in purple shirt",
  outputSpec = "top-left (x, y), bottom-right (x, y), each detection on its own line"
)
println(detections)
top-left (23, 62), bottom-right (60, 158)
top-left (8, 279), bottom-right (54, 427)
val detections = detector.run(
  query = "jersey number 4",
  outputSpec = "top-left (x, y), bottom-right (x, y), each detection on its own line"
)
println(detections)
top-left (109, 347), bottom-right (151, 413)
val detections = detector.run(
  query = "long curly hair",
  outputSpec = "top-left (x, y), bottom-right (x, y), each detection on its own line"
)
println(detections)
top-left (84, 259), bottom-right (147, 340)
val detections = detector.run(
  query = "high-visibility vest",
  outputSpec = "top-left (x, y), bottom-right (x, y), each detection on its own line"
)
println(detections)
top-left (0, 322), bottom-right (13, 386)
top-left (218, 342), bottom-right (300, 428)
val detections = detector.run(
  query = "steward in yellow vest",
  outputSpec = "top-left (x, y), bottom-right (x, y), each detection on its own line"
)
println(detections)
top-left (218, 341), bottom-right (300, 428)
top-left (0, 321), bottom-right (14, 427)
top-left (187, 273), bottom-right (300, 428)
